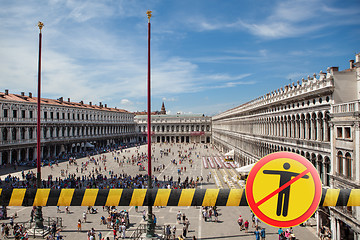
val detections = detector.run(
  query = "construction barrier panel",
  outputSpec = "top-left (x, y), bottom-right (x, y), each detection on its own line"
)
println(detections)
top-left (0, 188), bottom-right (358, 207)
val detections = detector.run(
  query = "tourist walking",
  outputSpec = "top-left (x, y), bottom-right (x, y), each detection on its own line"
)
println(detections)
top-left (254, 227), bottom-right (260, 240)
top-left (83, 211), bottom-right (87, 223)
top-left (261, 227), bottom-right (266, 240)
top-left (244, 219), bottom-right (249, 232)
top-left (77, 219), bottom-right (81, 231)
top-left (238, 215), bottom-right (244, 231)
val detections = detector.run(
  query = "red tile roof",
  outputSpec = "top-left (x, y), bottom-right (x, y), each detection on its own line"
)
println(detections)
top-left (0, 92), bottom-right (129, 113)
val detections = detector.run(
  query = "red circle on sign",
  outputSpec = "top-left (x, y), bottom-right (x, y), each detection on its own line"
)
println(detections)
top-left (245, 152), bottom-right (322, 228)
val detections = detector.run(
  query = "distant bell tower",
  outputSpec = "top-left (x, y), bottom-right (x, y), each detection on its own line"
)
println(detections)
top-left (160, 102), bottom-right (166, 114)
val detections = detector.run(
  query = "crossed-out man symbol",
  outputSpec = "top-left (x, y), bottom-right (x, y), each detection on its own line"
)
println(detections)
top-left (263, 163), bottom-right (309, 217)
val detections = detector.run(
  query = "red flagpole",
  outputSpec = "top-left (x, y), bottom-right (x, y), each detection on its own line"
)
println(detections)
top-left (35, 21), bottom-right (44, 229)
top-left (147, 15), bottom-right (151, 185)
top-left (146, 10), bottom-right (154, 237)
top-left (37, 22), bottom-right (43, 184)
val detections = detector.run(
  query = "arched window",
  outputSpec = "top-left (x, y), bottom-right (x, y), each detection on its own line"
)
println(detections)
top-left (337, 151), bottom-right (343, 175)
top-left (2, 128), bottom-right (8, 141)
top-left (29, 128), bottom-right (33, 139)
top-left (345, 152), bottom-right (352, 179)
top-left (21, 127), bottom-right (25, 139)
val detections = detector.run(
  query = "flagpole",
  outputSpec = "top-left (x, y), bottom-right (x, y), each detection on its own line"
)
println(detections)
top-left (146, 10), bottom-right (155, 237)
top-left (35, 21), bottom-right (44, 228)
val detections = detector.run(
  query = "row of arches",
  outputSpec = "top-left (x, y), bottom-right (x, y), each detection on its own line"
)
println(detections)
top-left (213, 136), bottom-right (331, 186)
top-left (0, 137), bottom-right (136, 165)
top-left (1, 125), bottom-right (135, 141)
top-left (219, 111), bottom-right (331, 142)
top-left (139, 124), bottom-right (211, 133)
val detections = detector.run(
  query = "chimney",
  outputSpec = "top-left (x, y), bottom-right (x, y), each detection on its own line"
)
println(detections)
top-left (68, 98), bottom-right (70, 102)
top-left (5, 89), bottom-right (8, 95)
top-left (105, 104), bottom-right (107, 108)
top-left (89, 102), bottom-right (92, 106)
top-left (99, 102), bottom-right (102, 108)
top-left (59, 97), bottom-right (63, 103)
top-left (80, 100), bottom-right (83, 105)
top-left (29, 92), bottom-right (32, 98)
top-left (21, 92), bottom-right (25, 96)
top-left (330, 67), bottom-right (339, 74)
top-left (350, 60), bottom-right (354, 69)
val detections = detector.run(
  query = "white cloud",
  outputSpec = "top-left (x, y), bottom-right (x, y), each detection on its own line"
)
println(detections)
top-left (121, 99), bottom-right (132, 105)
top-left (181, 0), bottom-right (359, 40)
top-left (162, 97), bottom-right (177, 102)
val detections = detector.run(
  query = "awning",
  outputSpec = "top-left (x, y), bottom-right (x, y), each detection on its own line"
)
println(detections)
top-left (225, 150), bottom-right (234, 156)
top-left (235, 163), bottom-right (256, 174)
top-left (85, 142), bottom-right (95, 148)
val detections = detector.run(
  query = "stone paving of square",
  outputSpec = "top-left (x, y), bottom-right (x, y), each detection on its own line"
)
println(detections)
top-left (0, 143), bottom-right (318, 239)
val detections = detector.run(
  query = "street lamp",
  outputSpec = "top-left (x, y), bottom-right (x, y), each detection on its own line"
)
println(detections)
top-left (146, 10), bottom-right (155, 238)
top-left (35, 21), bottom-right (44, 229)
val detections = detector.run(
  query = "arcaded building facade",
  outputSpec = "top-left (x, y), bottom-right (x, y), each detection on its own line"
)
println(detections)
top-left (212, 54), bottom-right (360, 239)
top-left (0, 91), bottom-right (136, 165)
top-left (135, 114), bottom-right (212, 144)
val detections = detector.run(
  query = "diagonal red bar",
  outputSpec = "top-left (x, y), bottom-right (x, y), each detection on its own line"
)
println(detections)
top-left (255, 169), bottom-right (310, 207)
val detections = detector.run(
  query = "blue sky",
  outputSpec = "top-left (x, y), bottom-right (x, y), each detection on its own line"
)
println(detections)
top-left (0, 0), bottom-right (359, 116)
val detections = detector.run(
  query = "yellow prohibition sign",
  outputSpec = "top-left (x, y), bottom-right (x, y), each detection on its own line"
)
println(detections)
top-left (245, 152), bottom-right (322, 228)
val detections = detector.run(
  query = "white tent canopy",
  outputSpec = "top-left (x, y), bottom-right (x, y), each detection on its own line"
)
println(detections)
top-left (236, 163), bottom-right (256, 174)
top-left (85, 142), bottom-right (95, 148)
top-left (225, 150), bottom-right (234, 156)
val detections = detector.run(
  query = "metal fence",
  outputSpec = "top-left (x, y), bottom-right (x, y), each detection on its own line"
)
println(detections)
top-left (129, 224), bottom-right (165, 240)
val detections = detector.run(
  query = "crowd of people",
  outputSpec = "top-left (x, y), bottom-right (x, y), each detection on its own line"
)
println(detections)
top-left (1, 220), bottom-right (29, 239)
top-left (0, 144), bottom-right (208, 192)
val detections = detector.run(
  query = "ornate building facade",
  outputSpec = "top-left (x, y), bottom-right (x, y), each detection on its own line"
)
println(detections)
top-left (135, 113), bottom-right (211, 144)
top-left (212, 53), bottom-right (360, 239)
top-left (0, 91), bottom-right (136, 165)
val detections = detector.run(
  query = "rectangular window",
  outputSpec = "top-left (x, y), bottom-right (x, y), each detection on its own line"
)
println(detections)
top-left (62, 113), bottom-right (65, 119)
top-left (345, 127), bottom-right (351, 139)
top-left (29, 111), bottom-right (33, 118)
top-left (3, 109), bottom-right (8, 118)
top-left (50, 112), bottom-right (54, 119)
top-left (56, 112), bottom-right (59, 119)
top-left (13, 110), bottom-right (17, 118)
top-left (337, 127), bottom-right (343, 138)
top-left (68, 113), bottom-right (70, 119)
top-left (44, 112), bottom-right (47, 119)
top-left (22, 110), bottom-right (26, 118)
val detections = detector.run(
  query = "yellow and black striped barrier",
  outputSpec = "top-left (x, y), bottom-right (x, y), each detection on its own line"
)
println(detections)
top-left (0, 188), bottom-right (358, 207)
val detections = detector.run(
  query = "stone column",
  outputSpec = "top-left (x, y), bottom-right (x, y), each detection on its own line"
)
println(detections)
top-left (287, 121), bottom-right (291, 138)
top-left (7, 128), bottom-right (10, 141)
top-left (33, 148), bottom-right (37, 161)
top-left (312, 119), bottom-right (316, 140)
top-left (355, 123), bottom-right (360, 182)
top-left (323, 119), bottom-right (329, 142)
top-left (17, 149), bottom-right (21, 162)
top-left (305, 120), bottom-right (309, 140)
top-left (330, 214), bottom-right (336, 240)
top-left (0, 151), bottom-right (2, 165)
top-left (317, 119), bottom-right (322, 141)
top-left (316, 210), bottom-right (320, 237)
top-left (336, 219), bottom-right (340, 240)
top-left (9, 150), bottom-right (12, 164)
top-left (299, 120), bottom-right (304, 139)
